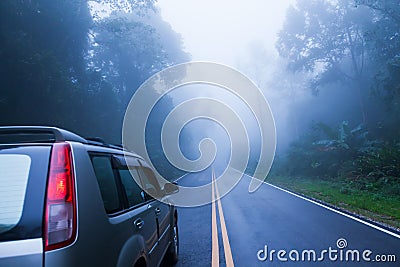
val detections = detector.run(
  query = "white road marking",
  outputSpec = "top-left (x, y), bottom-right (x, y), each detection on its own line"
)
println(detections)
top-left (226, 168), bottom-right (400, 239)
top-left (264, 181), bottom-right (400, 239)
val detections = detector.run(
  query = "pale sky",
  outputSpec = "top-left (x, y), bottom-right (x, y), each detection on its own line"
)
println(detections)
top-left (155, 1), bottom-right (302, 155)
top-left (156, 0), bottom-right (294, 66)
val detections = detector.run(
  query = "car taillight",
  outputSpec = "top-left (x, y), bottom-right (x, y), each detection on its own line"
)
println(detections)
top-left (44, 142), bottom-right (77, 251)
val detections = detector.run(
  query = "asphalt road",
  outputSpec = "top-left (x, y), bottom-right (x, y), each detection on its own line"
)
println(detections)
top-left (173, 168), bottom-right (400, 266)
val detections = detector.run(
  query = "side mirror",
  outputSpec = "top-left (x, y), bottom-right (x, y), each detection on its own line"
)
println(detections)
top-left (163, 182), bottom-right (179, 195)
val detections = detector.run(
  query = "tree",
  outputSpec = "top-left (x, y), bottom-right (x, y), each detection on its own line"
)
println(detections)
top-left (0, 0), bottom-right (91, 129)
top-left (84, 5), bottom-right (190, 150)
top-left (87, 8), bottom-right (189, 106)
top-left (0, 0), bottom-right (190, 145)
top-left (276, 0), bottom-right (375, 124)
top-left (355, 0), bottom-right (400, 23)
top-left (355, 0), bottom-right (400, 114)
top-left (89, 0), bottom-right (156, 18)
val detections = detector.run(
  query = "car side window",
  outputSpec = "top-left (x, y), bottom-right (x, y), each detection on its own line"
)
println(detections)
top-left (118, 168), bottom-right (145, 207)
top-left (137, 167), bottom-right (162, 200)
top-left (91, 156), bottom-right (122, 214)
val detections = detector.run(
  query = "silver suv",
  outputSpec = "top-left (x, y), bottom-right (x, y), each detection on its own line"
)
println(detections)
top-left (0, 126), bottom-right (179, 267)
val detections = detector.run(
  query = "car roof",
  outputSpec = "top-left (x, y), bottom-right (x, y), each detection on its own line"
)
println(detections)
top-left (0, 126), bottom-right (141, 158)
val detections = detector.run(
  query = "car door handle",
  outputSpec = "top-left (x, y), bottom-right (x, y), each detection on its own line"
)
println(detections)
top-left (155, 208), bottom-right (161, 216)
top-left (134, 218), bottom-right (144, 229)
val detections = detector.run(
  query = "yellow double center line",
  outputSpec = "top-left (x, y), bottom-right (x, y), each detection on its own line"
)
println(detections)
top-left (211, 170), bottom-right (234, 267)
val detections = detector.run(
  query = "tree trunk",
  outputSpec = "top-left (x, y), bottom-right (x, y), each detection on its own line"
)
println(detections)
top-left (356, 78), bottom-right (367, 125)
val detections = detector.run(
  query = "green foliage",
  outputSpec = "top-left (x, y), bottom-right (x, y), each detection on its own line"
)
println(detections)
top-left (89, 15), bottom-right (166, 97)
top-left (90, 0), bottom-right (156, 17)
top-left (271, 0), bottom-right (400, 226)
top-left (0, 0), bottom-right (189, 145)
top-left (276, 0), bottom-right (400, 199)
top-left (312, 121), bottom-right (369, 152)
top-left (0, 0), bottom-right (91, 129)
top-left (280, 120), bottom-right (400, 196)
top-left (276, 0), bottom-right (400, 125)
top-left (356, 143), bottom-right (400, 178)
top-left (354, 0), bottom-right (400, 113)
top-left (283, 121), bottom-right (362, 177)
top-left (276, 0), bottom-right (373, 80)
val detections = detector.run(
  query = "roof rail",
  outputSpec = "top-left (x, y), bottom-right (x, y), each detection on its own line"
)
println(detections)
top-left (0, 126), bottom-right (87, 143)
top-left (109, 144), bottom-right (126, 150)
top-left (86, 137), bottom-right (106, 144)
top-left (86, 137), bottom-right (126, 151)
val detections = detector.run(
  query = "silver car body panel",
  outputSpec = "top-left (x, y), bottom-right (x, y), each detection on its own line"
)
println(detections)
top-left (0, 238), bottom-right (43, 266)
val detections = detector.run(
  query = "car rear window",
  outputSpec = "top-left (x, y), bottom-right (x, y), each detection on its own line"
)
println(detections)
top-left (0, 145), bottom-right (51, 242)
top-left (0, 154), bottom-right (31, 234)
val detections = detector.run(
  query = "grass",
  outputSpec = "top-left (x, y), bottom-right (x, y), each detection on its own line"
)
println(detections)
top-left (267, 175), bottom-right (400, 230)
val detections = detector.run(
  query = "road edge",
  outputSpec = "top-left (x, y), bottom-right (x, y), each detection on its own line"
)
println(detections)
top-left (263, 181), bottom-right (400, 239)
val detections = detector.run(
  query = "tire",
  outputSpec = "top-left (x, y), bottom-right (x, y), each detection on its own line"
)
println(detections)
top-left (166, 218), bottom-right (179, 265)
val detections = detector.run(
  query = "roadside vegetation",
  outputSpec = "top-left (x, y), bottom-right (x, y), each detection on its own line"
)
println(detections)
top-left (269, 124), bottom-right (400, 229)
top-left (268, 175), bottom-right (400, 229)
top-left (266, 0), bottom-right (400, 231)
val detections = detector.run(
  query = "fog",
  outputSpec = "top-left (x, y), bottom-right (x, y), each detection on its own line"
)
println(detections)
top-left (156, 1), bottom-right (297, 157)
top-left (1, 0), bottom-right (399, 183)
top-left (157, 0), bottom-right (293, 64)
top-left (154, 0), bottom-right (400, 182)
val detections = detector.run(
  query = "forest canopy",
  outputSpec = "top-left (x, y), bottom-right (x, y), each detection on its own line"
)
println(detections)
top-left (273, 0), bottom-right (400, 198)
top-left (0, 0), bottom-right (189, 143)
